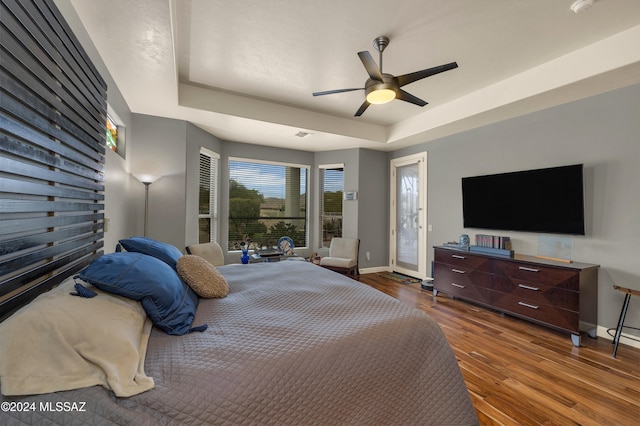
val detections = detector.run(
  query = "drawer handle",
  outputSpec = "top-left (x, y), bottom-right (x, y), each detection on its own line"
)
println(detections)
top-left (451, 269), bottom-right (466, 274)
top-left (518, 301), bottom-right (539, 310)
top-left (451, 255), bottom-right (466, 259)
top-left (518, 284), bottom-right (540, 291)
top-left (519, 266), bottom-right (539, 273)
top-left (451, 283), bottom-right (465, 288)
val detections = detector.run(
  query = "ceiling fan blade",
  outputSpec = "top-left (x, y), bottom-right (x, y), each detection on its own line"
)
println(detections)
top-left (313, 88), bottom-right (363, 96)
top-left (396, 89), bottom-right (428, 107)
top-left (354, 100), bottom-right (371, 117)
top-left (357, 51), bottom-right (383, 81)
top-left (396, 62), bottom-right (458, 87)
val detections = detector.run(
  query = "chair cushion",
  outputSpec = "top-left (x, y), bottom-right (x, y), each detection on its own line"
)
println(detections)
top-left (177, 255), bottom-right (229, 298)
top-left (329, 238), bottom-right (359, 259)
top-left (186, 242), bottom-right (225, 266)
top-left (77, 252), bottom-right (199, 336)
top-left (320, 257), bottom-right (357, 268)
top-left (118, 236), bottom-right (183, 270)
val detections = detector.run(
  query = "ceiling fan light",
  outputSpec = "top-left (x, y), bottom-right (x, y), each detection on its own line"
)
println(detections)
top-left (366, 88), bottom-right (396, 104)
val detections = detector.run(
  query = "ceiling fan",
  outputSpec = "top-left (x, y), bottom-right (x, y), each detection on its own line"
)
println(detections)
top-left (312, 36), bottom-right (458, 117)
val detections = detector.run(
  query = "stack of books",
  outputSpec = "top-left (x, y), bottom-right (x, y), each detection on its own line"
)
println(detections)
top-left (475, 234), bottom-right (512, 250)
top-left (470, 234), bottom-right (514, 257)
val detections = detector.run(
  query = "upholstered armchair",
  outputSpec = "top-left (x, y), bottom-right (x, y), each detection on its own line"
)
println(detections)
top-left (320, 237), bottom-right (359, 278)
top-left (185, 242), bottom-right (225, 266)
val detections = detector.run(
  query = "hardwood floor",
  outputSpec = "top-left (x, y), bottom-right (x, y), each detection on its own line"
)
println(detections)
top-left (359, 272), bottom-right (640, 426)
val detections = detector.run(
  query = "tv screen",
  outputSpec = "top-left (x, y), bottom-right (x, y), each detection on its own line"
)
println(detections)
top-left (462, 164), bottom-right (585, 235)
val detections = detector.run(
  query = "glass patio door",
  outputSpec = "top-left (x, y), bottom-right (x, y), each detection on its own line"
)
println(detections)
top-left (390, 153), bottom-right (427, 279)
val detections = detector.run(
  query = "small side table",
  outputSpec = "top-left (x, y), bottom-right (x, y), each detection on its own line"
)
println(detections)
top-left (612, 285), bottom-right (640, 358)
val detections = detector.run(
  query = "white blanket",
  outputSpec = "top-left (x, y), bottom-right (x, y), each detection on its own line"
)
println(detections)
top-left (0, 279), bottom-right (153, 397)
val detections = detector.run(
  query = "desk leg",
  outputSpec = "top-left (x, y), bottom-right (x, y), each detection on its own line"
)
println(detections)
top-left (612, 293), bottom-right (631, 359)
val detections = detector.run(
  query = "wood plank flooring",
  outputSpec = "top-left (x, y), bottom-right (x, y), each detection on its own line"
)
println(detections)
top-left (358, 272), bottom-right (640, 426)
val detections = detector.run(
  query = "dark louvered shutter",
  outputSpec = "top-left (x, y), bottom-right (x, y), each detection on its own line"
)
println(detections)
top-left (0, 0), bottom-right (107, 320)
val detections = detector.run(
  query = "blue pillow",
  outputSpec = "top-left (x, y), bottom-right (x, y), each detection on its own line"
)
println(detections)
top-left (77, 252), bottom-right (200, 336)
top-left (118, 236), bottom-right (183, 270)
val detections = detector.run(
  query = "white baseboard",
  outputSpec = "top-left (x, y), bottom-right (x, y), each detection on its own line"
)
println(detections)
top-left (595, 325), bottom-right (640, 350)
top-left (359, 266), bottom-right (390, 275)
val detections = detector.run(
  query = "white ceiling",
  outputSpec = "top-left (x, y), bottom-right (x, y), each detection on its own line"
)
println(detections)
top-left (70, 0), bottom-right (640, 152)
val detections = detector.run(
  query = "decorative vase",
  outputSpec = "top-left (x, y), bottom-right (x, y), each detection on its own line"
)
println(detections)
top-left (241, 249), bottom-right (250, 264)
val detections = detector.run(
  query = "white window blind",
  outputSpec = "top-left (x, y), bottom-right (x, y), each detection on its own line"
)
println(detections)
top-left (228, 158), bottom-right (308, 251)
top-left (319, 165), bottom-right (344, 248)
top-left (198, 148), bottom-right (219, 243)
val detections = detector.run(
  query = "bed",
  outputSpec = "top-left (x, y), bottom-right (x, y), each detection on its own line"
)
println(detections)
top-left (0, 240), bottom-right (478, 425)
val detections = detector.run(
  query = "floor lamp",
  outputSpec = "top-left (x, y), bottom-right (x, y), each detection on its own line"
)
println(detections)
top-left (133, 174), bottom-right (161, 237)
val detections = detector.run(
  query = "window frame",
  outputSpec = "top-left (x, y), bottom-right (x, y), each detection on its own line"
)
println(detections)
top-left (106, 105), bottom-right (126, 159)
top-left (228, 157), bottom-right (309, 251)
top-left (319, 163), bottom-right (344, 249)
top-left (198, 147), bottom-right (220, 244)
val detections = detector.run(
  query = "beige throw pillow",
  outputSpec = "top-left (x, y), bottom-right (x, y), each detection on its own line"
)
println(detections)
top-left (177, 255), bottom-right (229, 298)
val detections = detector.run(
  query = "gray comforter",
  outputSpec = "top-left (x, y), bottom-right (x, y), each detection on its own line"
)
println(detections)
top-left (1, 261), bottom-right (478, 425)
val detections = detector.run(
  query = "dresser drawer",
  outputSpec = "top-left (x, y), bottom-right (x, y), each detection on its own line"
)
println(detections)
top-left (492, 276), bottom-right (579, 311)
top-left (434, 263), bottom-right (492, 304)
top-left (434, 249), bottom-right (491, 272)
top-left (491, 292), bottom-right (579, 333)
top-left (493, 261), bottom-right (579, 291)
top-left (435, 262), bottom-right (493, 289)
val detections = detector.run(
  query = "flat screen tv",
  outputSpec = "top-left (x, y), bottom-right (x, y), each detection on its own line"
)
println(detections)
top-left (462, 164), bottom-right (585, 235)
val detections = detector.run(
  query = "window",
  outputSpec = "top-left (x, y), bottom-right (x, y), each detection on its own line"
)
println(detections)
top-left (319, 165), bottom-right (344, 248)
top-left (228, 159), bottom-right (308, 251)
top-left (106, 115), bottom-right (118, 152)
top-left (198, 148), bottom-right (219, 243)
top-left (105, 112), bottom-right (125, 158)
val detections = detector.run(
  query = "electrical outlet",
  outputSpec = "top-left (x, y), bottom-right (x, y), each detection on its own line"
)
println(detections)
top-left (366, 251), bottom-right (371, 261)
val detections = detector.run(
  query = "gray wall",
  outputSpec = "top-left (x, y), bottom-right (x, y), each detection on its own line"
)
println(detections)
top-left (129, 114), bottom-right (188, 251)
top-left (358, 149), bottom-right (389, 269)
top-left (392, 83), bottom-right (640, 342)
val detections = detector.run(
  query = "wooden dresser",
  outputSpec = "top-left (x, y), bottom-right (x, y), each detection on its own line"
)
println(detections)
top-left (433, 246), bottom-right (599, 346)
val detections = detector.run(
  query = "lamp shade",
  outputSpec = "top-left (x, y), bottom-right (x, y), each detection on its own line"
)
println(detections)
top-left (364, 77), bottom-right (397, 105)
top-left (366, 88), bottom-right (396, 104)
top-left (133, 173), bottom-right (161, 185)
